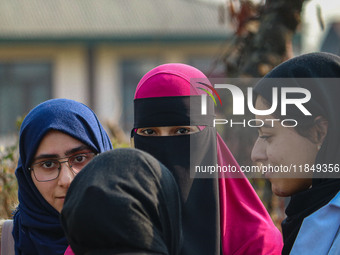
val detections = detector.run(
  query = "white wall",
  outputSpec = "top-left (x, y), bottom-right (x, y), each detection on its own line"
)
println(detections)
top-left (53, 45), bottom-right (88, 104)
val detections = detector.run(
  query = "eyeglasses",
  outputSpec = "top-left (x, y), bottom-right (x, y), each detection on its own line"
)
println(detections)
top-left (29, 152), bottom-right (97, 182)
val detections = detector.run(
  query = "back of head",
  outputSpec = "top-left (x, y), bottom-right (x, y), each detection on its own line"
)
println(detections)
top-left (261, 52), bottom-right (340, 78)
top-left (61, 148), bottom-right (182, 255)
top-left (85, 249), bottom-right (165, 255)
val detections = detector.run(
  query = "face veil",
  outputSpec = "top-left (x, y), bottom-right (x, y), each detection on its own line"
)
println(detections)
top-left (133, 94), bottom-right (220, 255)
top-left (132, 63), bottom-right (283, 255)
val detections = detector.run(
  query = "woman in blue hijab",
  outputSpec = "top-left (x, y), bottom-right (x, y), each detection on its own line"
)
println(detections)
top-left (13, 98), bottom-right (112, 255)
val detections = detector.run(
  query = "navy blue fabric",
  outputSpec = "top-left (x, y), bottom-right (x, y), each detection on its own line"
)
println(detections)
top-left (13, 98), bottom-right (113, 255)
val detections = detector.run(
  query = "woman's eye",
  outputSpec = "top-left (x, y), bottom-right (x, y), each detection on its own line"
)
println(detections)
top-left (71, 153), bottom-right (95, 166)
top-left (73, 155), bottom-right (87, 163)
top-left (259, 135), bottom-right (272, 141)
top-left (41, 161), bottom-right (57, 169)
top-left (142, 129), bottom-right (155, 135)
top-left (175, 128), bottom-right (190, 134)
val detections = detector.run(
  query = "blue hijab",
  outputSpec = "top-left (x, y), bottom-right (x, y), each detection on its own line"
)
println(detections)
top-left (13, 98), bottom-right (113, 255)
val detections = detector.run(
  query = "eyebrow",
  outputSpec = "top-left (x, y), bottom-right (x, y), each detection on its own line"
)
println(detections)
top-left (65, 145), bottom-right (92, 156)
top-left (33, 145), bottom-right (92, 162)
top-left (261, 123), bottom-right (273, 128)
top-left (256, 123), bottom-right (273, 131)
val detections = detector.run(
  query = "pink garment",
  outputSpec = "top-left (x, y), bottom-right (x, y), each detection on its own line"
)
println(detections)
top-left (217, 134), bottom-right (283, 254)
top-left (64, 245), bottom-right (74, 255)
top-left (135, 63), bottom-right (283, 254)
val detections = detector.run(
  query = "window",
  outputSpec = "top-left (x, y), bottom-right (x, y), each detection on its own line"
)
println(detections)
top-left (120, 59), bottom-right (161, 131)
top-left (0, 62), bottom-right (52, 135)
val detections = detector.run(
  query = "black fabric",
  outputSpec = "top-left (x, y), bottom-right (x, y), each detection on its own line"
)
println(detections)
top-left (61, 148), bottom-right (182, 255)
top-left (134, 96), bottom-right (215, 128)
top-left (133, 97), bottom-right (220, 255)
top-left (254, 52), bottom-right (340, 255)
top-left (85, 250), bottom-right (163, 255)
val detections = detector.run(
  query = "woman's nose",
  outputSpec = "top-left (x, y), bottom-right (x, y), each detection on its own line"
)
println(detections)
top-left (251, 138), bottom-right (267, 163)
top-left (57, 163), bottom-right (75, 188)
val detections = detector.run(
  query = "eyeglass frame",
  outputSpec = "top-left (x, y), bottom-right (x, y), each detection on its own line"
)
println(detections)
top-left (28, 151), bottom-right (97, 182)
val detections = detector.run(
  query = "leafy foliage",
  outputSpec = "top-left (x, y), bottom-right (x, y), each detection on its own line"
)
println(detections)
top-left (0, 134), bottom-right (19, 218)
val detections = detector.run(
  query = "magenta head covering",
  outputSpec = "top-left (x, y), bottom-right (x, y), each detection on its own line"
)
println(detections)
top-left (132, 63), bottom-right (283, 255)
top-left (134, 63), bottom-right (204, 98)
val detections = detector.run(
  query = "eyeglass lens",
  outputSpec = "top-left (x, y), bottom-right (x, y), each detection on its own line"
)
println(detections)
top-left (31, 152), bottom-right (95, 182)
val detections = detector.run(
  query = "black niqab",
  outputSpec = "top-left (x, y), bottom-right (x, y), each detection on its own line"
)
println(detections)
top-left (133, 96), bottom-right (220, 255)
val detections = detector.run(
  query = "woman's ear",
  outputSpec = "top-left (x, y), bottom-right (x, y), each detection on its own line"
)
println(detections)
top-left (313, 116), bottom-right (328, 147)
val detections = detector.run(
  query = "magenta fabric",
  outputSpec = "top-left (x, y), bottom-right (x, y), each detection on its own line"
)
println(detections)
top-left (134, 63), bottom-right (203, 98)
top-left (135, 63), bottom-right (283, 254)
top-left (64, 246), bottom-right (74, 255)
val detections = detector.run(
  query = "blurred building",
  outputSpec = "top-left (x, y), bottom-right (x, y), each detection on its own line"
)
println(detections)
top-left (0, 0), bottom-right (231, 139)
top-left (320, 22), bottom-right (340, 55)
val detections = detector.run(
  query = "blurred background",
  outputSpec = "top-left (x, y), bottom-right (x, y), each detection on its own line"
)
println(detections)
top-left (0, 0), bottom-right (339, 230)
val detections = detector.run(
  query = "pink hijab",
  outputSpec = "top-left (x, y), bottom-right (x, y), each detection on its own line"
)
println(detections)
top-left (64, 246), bottom-right (73, 255)
top-left (134, 63), bottom-right (283, 255)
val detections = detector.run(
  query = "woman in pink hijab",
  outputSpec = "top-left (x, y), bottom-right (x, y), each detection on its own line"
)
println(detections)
top-left (131, 63), bottom-right (283, 255)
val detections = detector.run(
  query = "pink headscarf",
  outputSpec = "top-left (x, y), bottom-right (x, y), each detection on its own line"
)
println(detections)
top-left (134, 63), bottom-right (283, 255)
top-left (64, 246), bottom-right (73, 255)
